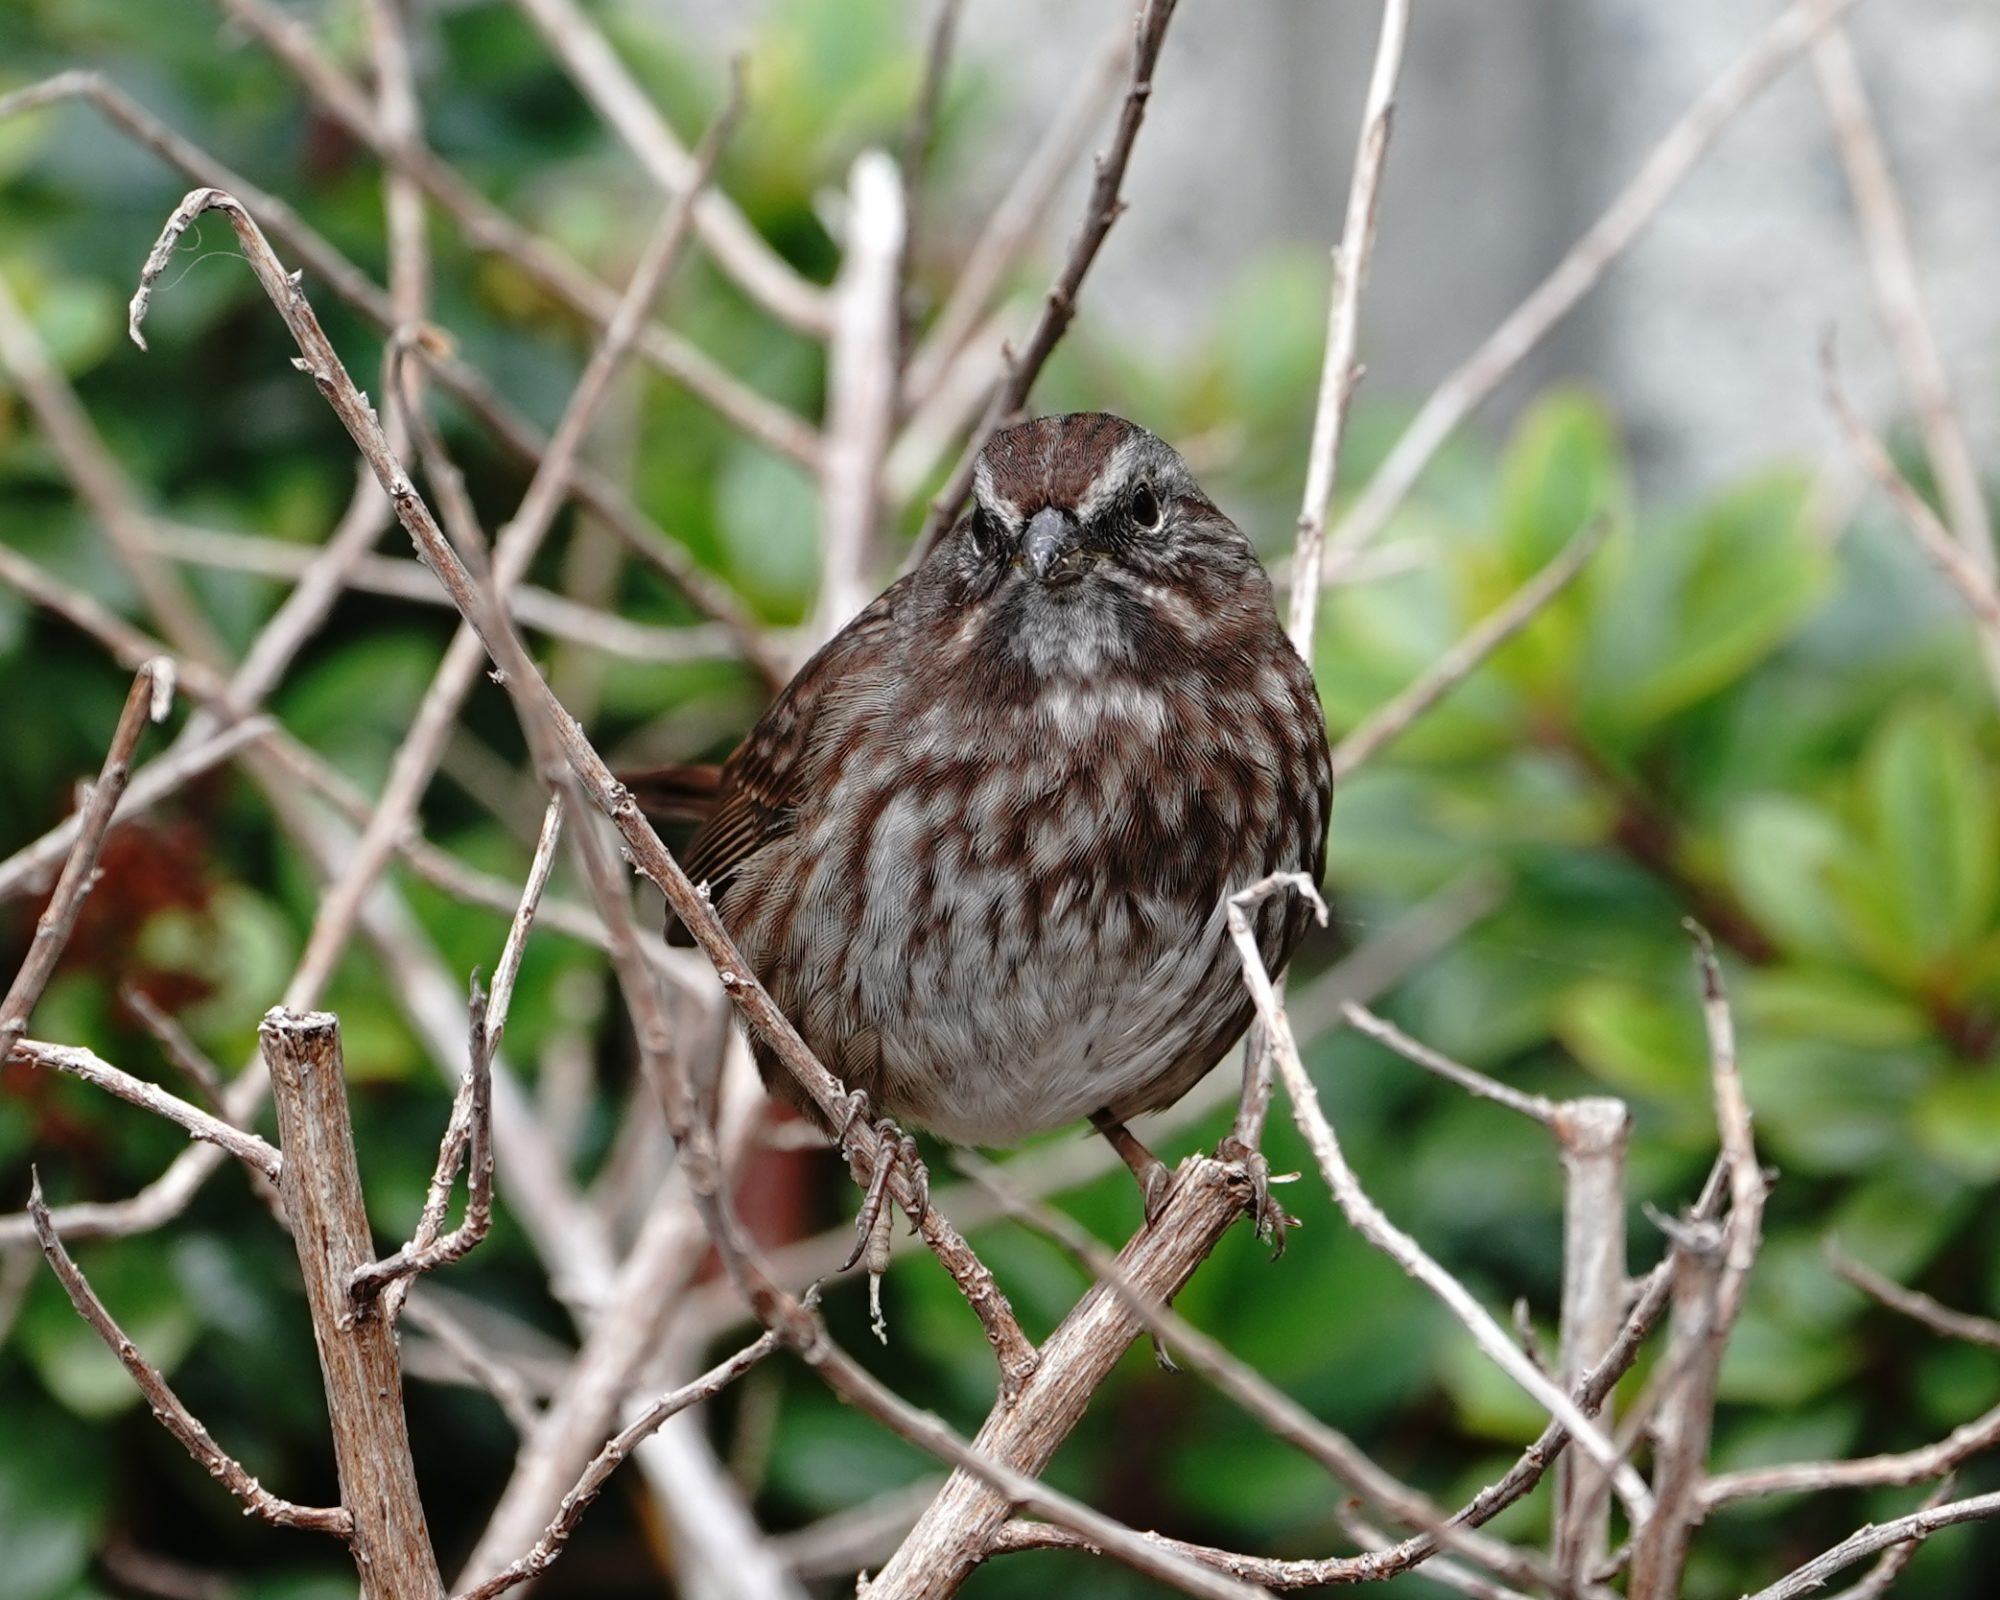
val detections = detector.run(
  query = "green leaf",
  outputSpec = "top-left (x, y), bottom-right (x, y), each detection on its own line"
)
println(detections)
top-left (1857, 701), bottom-right (1997, 973)
top-left (1914, 1072), bottom-right (2000, 1184)
top-left (1553, 978), bottom-right (1707, 1108)
top-left (19, 1241), bottom-right (198, 1418)
top-left (1583, 472), bottom-right (1831, 729)
top-left (1723, 796), bottom-right (1854, 962)
top-left (1496, 389), bottom-right (1624, 571)
top-left (1740, 966), bottom-right (1928, 1049)
top-left (0, 1400), bottom-right (108, 1600)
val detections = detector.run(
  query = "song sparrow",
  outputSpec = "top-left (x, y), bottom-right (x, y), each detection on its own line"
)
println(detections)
top-left (638, 413), bottom-right (1331, 1218)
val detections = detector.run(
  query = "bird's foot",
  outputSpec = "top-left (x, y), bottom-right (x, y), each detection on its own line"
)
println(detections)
top-left (1216, 1134), bottom-right (1301, 1259)
top-left (1091, 1111), bottom-right (1175, 1225)
top-left (837, 1101), bottom-right (930, 1346)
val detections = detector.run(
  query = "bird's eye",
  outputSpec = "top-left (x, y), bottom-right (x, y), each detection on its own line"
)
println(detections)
top-left (965, 509), bottom-right (996, 558)
top-left (1128, 482), bottom-right (1162, 530)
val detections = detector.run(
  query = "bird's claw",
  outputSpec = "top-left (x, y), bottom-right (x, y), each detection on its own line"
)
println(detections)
top-left (1217, 1134), bottom-right (1301, 1259)
top-left (839, 1114), bottom-right (930, 1275)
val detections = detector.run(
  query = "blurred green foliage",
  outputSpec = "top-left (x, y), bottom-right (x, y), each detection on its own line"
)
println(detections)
top-left (4, 2), bottom-right (1999, 1597)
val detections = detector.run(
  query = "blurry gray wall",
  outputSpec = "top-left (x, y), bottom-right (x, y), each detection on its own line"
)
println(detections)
top-left (681, 0), bottom-right (2000, 496)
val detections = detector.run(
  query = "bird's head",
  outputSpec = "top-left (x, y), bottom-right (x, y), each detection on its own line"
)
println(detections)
top-left (933, 413), bottom-right (1267, 675)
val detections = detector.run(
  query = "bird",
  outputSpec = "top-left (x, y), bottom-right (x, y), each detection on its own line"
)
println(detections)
top-left (632, 412), bottom-right (1331, 1228)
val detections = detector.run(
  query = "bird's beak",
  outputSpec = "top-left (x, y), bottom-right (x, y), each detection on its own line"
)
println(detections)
top-left (1023, 507), bottom-right (1081, 583)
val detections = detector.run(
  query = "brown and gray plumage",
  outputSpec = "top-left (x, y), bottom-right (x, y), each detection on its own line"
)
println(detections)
top-left (641, 413), bottom-right (1331, 1211)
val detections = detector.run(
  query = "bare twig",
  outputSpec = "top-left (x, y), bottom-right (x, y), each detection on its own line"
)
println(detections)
top-left (0, 273), bottom-right (221, 663)
top-left (8, 1041), bottom-right (280, 1181)
top-left (401, 1289), bottom-right (543, 1436)
top-left (1823, 1478), bottom-right (1957, 1600)
top-left (26, 1172), bottom-right (351, 1538)
top-left (0, 661), bottom-right (173, 1062)
top-left (1341, 1002), bottom-right (1560, 1125)
top-left (120, 987), bottom-right (228, 1110)
top-left (1287, 0), bottom-right (1412, 653)
top-left (1226, 874), bottom-right (1653, 1520)
top-left (1741, 1487), bottom-right (2000, 1600)
top-left (1553, 1096), bottom-right (1631, 1583)
top-left (901, 17), bottom-right (1131, 411)
top-left (0, 71), bottom-right (777, 683)
top-left (0, 711), bottom-right (267, 904)
top-left (1703, 1398), bottom-right (2000, 1508)
top-left (453, 1332), bottom-right (784, 1600)
top-left (1322, 0), bottom-right (1865, 573)
top-left (506, 0), bottom-right (830, 335)
top-left (908, 0), bottom-right (1181, 560)
top-left (959, 1155), bottom-right (1574, 1595)
top-left (352, 982), bottom-right (495, 1307)
top-left (218, 0), bottom-right (821, 466)
top-left (1811, 25), bottom-right (2000, 689)
top-left (262, 1009), bottom-right (443, 1597)
top-left (1827, 1244), bottom-right (2000, 1349)
top-left (1627, 1218), bottom-right (1725, 1600)
top-left (1823, 342), bottom-right (2000, 642)
top-left (1688, 924), bottom-right (1764, 1321)
top-left (814, 150), bottom-right (906, 644)
top-left (485, 794), bottom-right (565, 1054)
top-left (896, 0), bottom-right (966, 355)
top-left (1327, 513), bottom-right (1611, 784)
top-left (141, 521), bottom-right (743, 666)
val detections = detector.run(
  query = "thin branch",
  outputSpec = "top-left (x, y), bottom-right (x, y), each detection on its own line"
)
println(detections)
top-left (1327, 513), bottom-right (1610, 784)
top-left (8, 1041), bottom-right (281, 1181)
top-left (1702, 1398), bottom-right (2000, 1508)
top-left (1810, 25), bottom-right (2000, 689)
top-left (1287, 0), bottom-right (1412, 654)
top-left (1823, 1478), bottom-right (1957, 1600)
top-left (1552, 1096), bottom-right (1631, 1584)
top-left (908, 0), bottom-right (1181, 560)
top-left (506, 0), bottom-right (830, 336)
top-left (1741, 1488), bottom-right (2000, 1600)
top-left (0, 272), bottom-right (222, 664)
top-left (401, 1289), bottom-right (543, 1436)
top-left (0, 71), bottom-right (778, 685)
top-left (1627, 1218), bottom-right (1725, 1600)
top-left (1827, 1243), bottom-right (2000, 1349)
top-left (351, 982), bottom-right (495, 1306)
top-left (1340, 1002), bottom-right (1559, 1125)
top-left (959, 1155), bottom-right (1575, 1595)
top-left (486, 794), bottom-right (565, 1054)
top-left (1688, 920), bottom-right (1765, 1332)
top-left (452, 1331), bottom-right (783, 1600)
top-left (900, 15), bottom-right (1130, 411)
top-left (0, 660), bottom-right (172, 1060)
top-left (141, 520), bottom-right (744, 666)
top-left (26, 1172), bottom-right (351, 1538)
top-left (121, 987), bottom-right (228, 1110)
top-left (1226, 873), bottom-right (1654, 1521)
top-left (896, 0), bottom-right (966, 358)
top-left (813, 150), bottom-right (906, 644)
top-left (218, 0), bottom-right (821, 467)
top-left (1321, 0), bottom-right (1865, 574)
top-left (1823, 341), bottom-right (2000, 643)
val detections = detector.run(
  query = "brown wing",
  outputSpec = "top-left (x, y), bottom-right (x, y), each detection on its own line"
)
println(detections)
top-left (620, 762), bottom-right (724, 827)
top-left (663, 577), bottom-right (909, 945)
